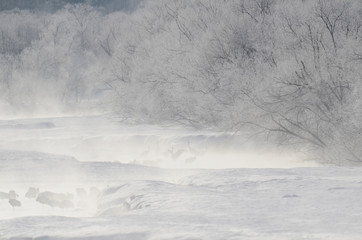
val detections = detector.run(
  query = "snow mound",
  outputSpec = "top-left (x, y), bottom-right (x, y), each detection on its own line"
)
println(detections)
top-left (0, 121), bottom-right (55, 129)
top-left (0, 150), bottom-right (78, 166)
top-left (96, 181), bottom-right (175, 216)
top-left (96, 180), bottom-right (212, 217)
top-left (0, 150), bottom-right (183, 185)
top-left (0, 150), bottom-right (79, 182)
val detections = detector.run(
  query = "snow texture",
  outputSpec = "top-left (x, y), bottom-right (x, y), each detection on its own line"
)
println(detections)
top-left (1, 160), bottom-right (362, 239)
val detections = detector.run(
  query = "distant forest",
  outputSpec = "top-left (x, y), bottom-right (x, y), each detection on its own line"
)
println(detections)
top-left (0, 0), bottom-right (142, 13)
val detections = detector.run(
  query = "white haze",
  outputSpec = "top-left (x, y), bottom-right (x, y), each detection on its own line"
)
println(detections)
top-left (0, 115), bottom-right (316, 169)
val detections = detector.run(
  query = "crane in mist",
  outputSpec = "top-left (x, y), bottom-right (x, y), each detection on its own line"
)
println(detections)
top-left (168, 146), bottom-right (185, 160)
top-left (9, 198), bottom-right (21, 208)
top-left (8, 190), bottom-right (21, 208)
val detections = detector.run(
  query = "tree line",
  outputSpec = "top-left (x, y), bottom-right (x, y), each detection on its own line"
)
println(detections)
top-left (0, 0), bottom-right (361, 164)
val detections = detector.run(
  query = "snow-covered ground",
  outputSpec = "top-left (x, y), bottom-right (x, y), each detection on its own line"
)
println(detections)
top-left (0, 115), bottom-right (361, 239)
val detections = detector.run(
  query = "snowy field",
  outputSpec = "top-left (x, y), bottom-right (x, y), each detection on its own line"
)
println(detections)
top-left (0, 116), bottom-right (361, 239)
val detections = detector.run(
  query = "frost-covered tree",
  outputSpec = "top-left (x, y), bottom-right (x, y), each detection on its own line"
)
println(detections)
top-left (0, 0), bottom-right (362, 164)
top-left (106, 0), bottom-right (362, 164)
